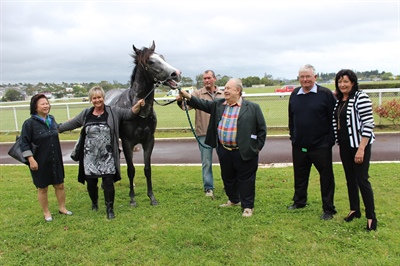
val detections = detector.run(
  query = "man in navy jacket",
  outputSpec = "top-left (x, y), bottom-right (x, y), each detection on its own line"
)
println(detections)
top-left (288, 64), bottom-right (337, 220)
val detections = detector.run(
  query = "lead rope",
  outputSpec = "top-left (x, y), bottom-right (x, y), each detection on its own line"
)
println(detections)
top-left (178, 87), bottom-right (211, 150)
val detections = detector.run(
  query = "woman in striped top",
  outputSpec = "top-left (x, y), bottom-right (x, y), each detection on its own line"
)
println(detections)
top-left (333, 69), bottom-right (377, 231)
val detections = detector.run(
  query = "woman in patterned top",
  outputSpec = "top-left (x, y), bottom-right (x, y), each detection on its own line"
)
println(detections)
top-left (59, 86), bottom-right (144, 219)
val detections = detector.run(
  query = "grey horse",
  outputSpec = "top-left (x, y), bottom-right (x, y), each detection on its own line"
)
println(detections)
top-left (105, 41), bottom-right (181, 207)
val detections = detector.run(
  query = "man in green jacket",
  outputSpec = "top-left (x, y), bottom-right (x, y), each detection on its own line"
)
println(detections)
top-left (179, 78), bottom-right (267, 217)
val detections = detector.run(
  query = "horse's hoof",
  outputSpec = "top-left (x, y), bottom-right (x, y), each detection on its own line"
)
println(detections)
top-left (130, 201), bottom-right (137, 207)
top-left (151, 201), bottom-right (159, 206)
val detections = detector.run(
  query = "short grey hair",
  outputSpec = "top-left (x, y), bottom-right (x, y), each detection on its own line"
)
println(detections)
top-left (298, 64), bottom-right (316, 75)
top-left (228, 78), bottom-right (243, 96)
top-left (88, 86), bottom-right (105, 100)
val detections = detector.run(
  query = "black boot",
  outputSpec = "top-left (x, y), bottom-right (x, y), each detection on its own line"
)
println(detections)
top-left (88, 187), bottom-right (98, 211)
top-left (104, 188), bottom-right (115, 219)
top-left (106, 201), bottom-right (115, 219)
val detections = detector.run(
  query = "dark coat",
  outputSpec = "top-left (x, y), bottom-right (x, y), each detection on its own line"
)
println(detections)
top-left (187, 97), bottom-right (267, 161)
top-left (20, 115), bottom-right (65, 188)
top-left (288, 84), bottom-right (336, 149)
top-left (59, 105), bottom-right (136, 184)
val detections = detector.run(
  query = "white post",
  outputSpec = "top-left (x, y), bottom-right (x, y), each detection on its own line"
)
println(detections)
top-left (13, 107), bottom-right (19, 131)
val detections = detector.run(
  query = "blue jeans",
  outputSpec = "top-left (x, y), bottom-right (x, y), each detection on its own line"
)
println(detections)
top-left (198, 136), bottom-right (214, 191)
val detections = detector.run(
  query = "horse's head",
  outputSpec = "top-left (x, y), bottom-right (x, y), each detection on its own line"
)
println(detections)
top-left (132, 41), bottom-right (181, 90)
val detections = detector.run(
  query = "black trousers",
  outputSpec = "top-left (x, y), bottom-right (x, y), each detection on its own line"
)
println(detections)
top-left (338, 140), bottom-right (376, 220)
top-left (217, 145), bottom-right (259, 209)
top-left (86, 175), bottom-right (115, 202)
top-left (292, 146), bottom-right (336, 214)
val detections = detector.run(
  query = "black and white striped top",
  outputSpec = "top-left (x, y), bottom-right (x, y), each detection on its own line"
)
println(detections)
top-left (333, 91), bottom-right (375, 148)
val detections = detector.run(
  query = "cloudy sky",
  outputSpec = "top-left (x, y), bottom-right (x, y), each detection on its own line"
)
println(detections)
top-left (1, 0), bottom-right (399, 85)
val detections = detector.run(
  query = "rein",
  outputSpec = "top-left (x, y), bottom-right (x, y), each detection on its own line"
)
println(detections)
top-left (139, 62), bottom-right (208, 149)
top-left (178, 87), bottom-right (211, 150)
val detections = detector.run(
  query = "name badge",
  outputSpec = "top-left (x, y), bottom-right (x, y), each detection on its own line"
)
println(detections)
top-left (251, 134), bottom-right (257, 139)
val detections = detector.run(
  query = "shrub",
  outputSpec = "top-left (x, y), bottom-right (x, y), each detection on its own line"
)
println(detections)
top-left (374, 99), bottom-right (400, 125)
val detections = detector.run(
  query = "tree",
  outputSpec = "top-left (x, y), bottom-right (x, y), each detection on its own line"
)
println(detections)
top-left (2, 89), bottom-right (23, 101)
top-left (195, 74), bottom-right (203, 89)
top-left (216, 75), bottom-right (230, 87)
top-left (73, 85), bottom-right (87, 97)
top-left (179, 76), bottom-right (194, 87)
top-left (99, 81), bottom-right (114, 92)
top-left (381, 72), bottom-right (393, 80)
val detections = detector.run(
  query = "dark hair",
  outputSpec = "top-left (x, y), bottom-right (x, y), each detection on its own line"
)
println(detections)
top-left (30, 94), bottom-right (50, 115)
top-left (335, 69), bottom-right (359, 101)
top-left (204, 69), bottom-right (216, 79)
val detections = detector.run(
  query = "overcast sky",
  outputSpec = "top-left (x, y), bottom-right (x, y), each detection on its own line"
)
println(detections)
top-left (1, 0), bottom-right (399, 85)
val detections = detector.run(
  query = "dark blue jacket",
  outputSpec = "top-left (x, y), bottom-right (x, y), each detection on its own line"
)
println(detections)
top-left (288, 85), bottom-right (335, 149)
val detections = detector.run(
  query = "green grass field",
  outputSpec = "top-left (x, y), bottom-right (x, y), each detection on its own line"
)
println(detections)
top-left (0, 164), bottom-right (399, 265)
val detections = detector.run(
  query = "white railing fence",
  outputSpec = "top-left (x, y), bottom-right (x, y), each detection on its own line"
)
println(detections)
top-left (0, 89), bottom-right (398, 132)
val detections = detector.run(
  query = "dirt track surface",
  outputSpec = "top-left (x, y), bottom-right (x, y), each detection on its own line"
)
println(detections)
top-left (1, 133), bottom-right (399, 166)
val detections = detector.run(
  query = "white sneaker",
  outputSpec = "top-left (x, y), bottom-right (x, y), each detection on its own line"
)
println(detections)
top-left (219, 200), bottom-right (241, 207)
top-left (205, 189), bottom-right (214, 197)
top-left (242, 208), bottom-right (254, 217)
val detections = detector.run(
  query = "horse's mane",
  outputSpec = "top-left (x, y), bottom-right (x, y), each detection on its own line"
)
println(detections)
top-left (129, 47), bottom-right (154, 88)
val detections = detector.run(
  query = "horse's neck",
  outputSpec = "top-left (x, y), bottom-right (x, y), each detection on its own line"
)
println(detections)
top-left (130, 77), bottom-right (155, 98)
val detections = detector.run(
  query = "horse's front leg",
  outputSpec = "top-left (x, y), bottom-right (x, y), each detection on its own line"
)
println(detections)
top-left (128, 161), bottom-right (137, 207)
top-left (123, 141), bottom-right (137, 207)
top-left (143, 140), bottom-right (158, 206)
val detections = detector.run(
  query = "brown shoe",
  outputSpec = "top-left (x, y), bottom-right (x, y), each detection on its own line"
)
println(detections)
top-left (219, 200), bottom-right (241, 207)
top-left (242, 208), bottom-right (254, 217)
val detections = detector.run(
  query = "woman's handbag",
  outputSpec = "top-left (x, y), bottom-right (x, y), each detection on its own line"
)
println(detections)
top-left (8, 136), bottom-right (36, 165)
top-left (70, 128), bottom-right (84, 161)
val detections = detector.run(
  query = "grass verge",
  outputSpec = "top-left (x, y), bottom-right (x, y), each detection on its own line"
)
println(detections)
top-left (0, 164), bottom-right (399, 265)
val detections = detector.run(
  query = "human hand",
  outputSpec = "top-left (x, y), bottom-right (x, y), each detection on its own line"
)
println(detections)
top-left (28, 157), bottom-right (39, 171)
top-left (354, 149), bottom-right (365, 164)
top-left (179, 89), bottom-right (191, 100)
top-left (132, 99), bottom-right (145, 114)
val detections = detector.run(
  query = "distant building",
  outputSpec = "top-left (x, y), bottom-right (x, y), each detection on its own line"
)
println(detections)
top-left (251, 84), bottom-right (265, 88)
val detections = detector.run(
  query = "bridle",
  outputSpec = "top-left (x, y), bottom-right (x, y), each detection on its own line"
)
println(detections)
top-left (136, 62), bottom-right (208, 149)
top-left (139, 61), bottom-right (178, 103)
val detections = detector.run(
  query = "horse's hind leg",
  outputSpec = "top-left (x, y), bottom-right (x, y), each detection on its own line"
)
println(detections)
top-left (143, 140), bottom-right (158, 206)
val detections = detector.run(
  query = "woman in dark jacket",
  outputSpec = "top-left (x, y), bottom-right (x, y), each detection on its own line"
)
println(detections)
top-left (59, 86), bottom-right (144, 219)
top-left (21, 94), bottom-right (72, 222)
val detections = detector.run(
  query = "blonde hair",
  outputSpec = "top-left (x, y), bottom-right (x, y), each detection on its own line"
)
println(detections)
top-left (88, 86), bottom-right (105, 100)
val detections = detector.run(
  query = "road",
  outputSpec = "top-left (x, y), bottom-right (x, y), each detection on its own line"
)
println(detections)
top-left (1, 133), bottom-right (399, 166)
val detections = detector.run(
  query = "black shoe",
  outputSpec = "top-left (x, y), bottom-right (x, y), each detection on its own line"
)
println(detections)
top-left (288, 204), bottom-right (306, 210)
top-left (106, 201), bottom-right (115, 220)
top-left (344, 211), bottom-right (361, 222)
top-left (366, 219), bottom-right (377, 231)
top-left (92, 203), bottom-right (98, 211)
top-left (58, 210), bottom-right (73, 215)
top-left (320, 213), bottom-right (334, 220)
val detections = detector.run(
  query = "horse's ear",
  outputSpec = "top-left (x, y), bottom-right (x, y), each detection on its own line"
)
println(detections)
top-left (132, 44), bottom-right (139, 53)
top-left (150, 40), bottom-right (155, 51)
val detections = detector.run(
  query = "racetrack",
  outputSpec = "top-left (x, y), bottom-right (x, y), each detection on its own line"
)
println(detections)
top-left (1, 133), bottom-right (399, 166)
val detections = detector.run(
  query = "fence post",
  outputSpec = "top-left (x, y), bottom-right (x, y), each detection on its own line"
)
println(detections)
top-left (66, 104), bottom-right (71, 120)
top-left (13, 107), bottom-right (19, 131)
top-left (378, 91), bottom-right (382, 125)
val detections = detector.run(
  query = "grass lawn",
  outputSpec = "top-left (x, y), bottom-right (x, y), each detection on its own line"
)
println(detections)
top-left (0, 164), bottom-right (399, 265)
